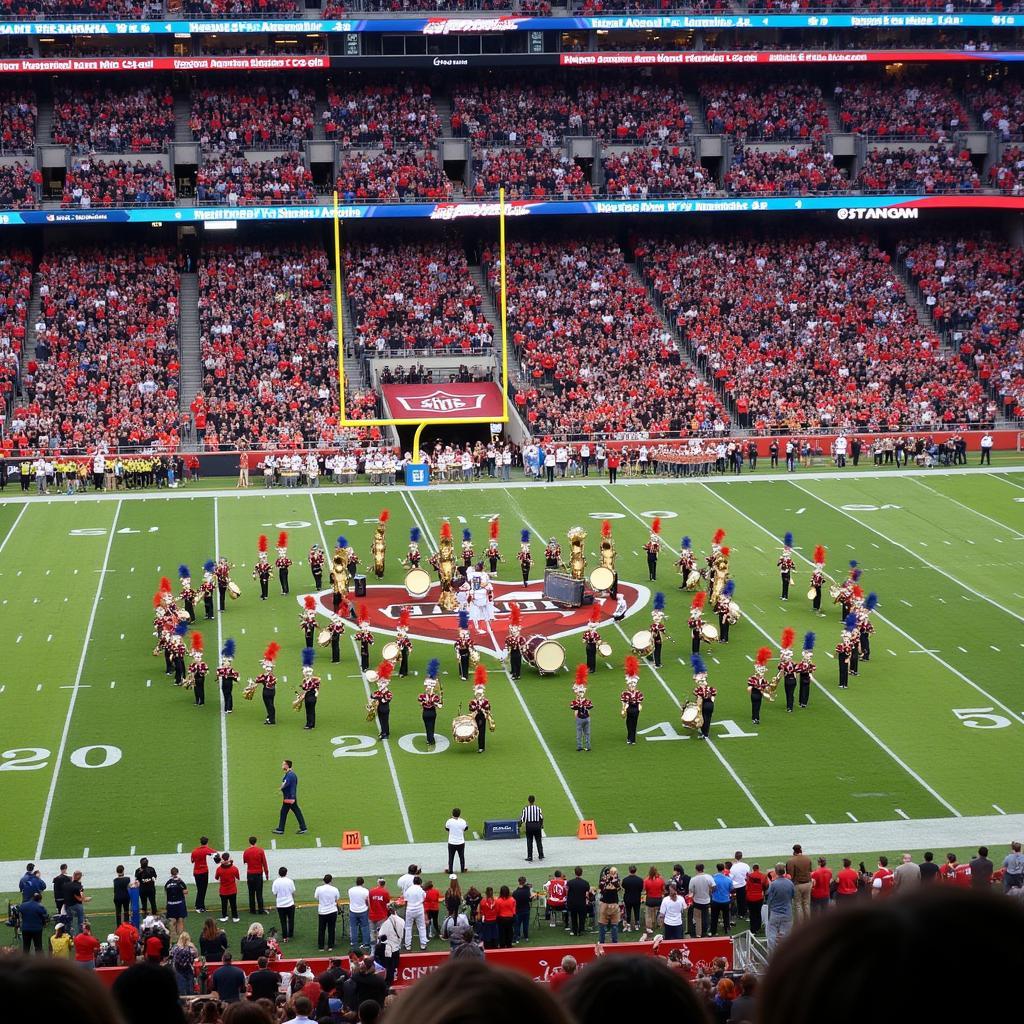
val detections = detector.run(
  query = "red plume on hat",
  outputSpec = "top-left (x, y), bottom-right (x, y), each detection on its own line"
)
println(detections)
top-left (713, 529), bottom-right (726, 545)
top-left (589, 605), bottom-right (601, 624)
top-left (814, 545), bottom-right (826, 565)
top-left (490, 518), bottom-right (500, 541)
top-left (160, 576), bottom-right (172, 593)
top-left (263, 642), bottom-right (280, 663)
top-left (509, 603), bottom-right (521, 626)
top-left (379, 509), bottom-right (390, 525)
top-left (781, 627), bottom-right (795, 650)
top-left (399, 607), bottom-right (411, 628)
top-left (278, 531), bottom-right (288, 548)
top-left (474, 664), bottom-right (488, 687)
top-left (720, 546), bottom-right (730, 558)
top-left (191, 633), bottom-right (204, 654)
top-left (575, 664), bottom-right (589, 687)
top-left (602, 520), bottom-right (612, 539)
top-left (651, 517), bottom-right (661, 535)
top-left (304, 595), bottom-right (316, 611)
top-left (440, 522), bottom-right (452, 541)
top-left (624, 655), bottom-right (640, 677)
top-left (691, 592), bottom-right (706, 611)
top-left (258, 534), bottom-right (268, 554)
top-left (358, 603), bottom-right (369, 624)
top-left (378, 662), bottom-right (394, 681)
top-left (153, 593), bottom-right (162, 609)
top-left (756, 646), bottom-right (772, 667)
top-left (852, 585), bottom-right (864, 600)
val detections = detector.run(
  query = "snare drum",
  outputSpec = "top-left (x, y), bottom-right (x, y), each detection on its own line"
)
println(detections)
top-left (523, 634), bottom-right (566, 675)
top-left (382, 641), bottom-right (400, 665)
top-left (700, 622), bottom-right (719, 642)
top-left (452, 715), bottom-right (478, 744)
top-left (317, 628), bottom-right (332, 648)
top-left (405, 568), bottom-right (432, 598)
top-left (176, 610), bottom-right (190, 622)
top-left (680, 701), bottom-right (703, 730)
top-left (227, 581), bottom-right (241, 600)
top-left (685, 569), bottom-right (702, 590)
top-left (364, 670), bottom-right (379, 686)
top-left (597, 641), bottom-right (613, 658)
top-left (589, 566), bottom-right (615, 592)
top-left (806, 587), bottom-right (818, 601)
top-left (631, 630), bottom-right (654, 657)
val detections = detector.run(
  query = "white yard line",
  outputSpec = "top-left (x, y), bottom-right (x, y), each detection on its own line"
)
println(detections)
top-left (35, 500), bottom-right (122, 860)
top-left (310, 493), bottom-right (414, 844)
top-left (993, 473), bottom-right (1024, 493)
top-left (214, 497), bottom-right (231, 851)
top-left (0, 503), bottom-right (28, 557)
top-left (909, 477), bottom-right (1024, 541)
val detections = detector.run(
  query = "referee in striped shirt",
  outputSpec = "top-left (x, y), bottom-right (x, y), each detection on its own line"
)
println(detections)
top-left (521, 795), bottom-right (544, 862)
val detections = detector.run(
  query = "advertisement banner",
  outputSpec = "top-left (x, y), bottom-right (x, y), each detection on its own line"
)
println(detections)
top-left (381, 382), bottom-right (505, 420)
top-left (0, 55), bottom-right (329, 73)
top-left (559, 48), bottom-right (1024, 68)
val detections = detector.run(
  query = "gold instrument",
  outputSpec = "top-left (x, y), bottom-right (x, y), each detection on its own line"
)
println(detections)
top-left (599, 536), bottom-right (616, 574)
top-left (468, 648), bottom-right (481, 669)
top-left (597, 641), bottom-right (613, 658)
top-left (437, 532), bottom-right (458, 612)
top-left (227, 581), bottom-right (241, 600)
top-left (709, 562), bottom-right (729, 606)
top-left (183, 675), bottom-right (194, 690)
top-left (766, 672), bottom-right (780, 702)
top-left (680, 701), bottom-right (703, 730)
top-left (806, 587), bottom-right (818, 601)
top-left (686, 569), bottom-right (702, 590)
top-left (330, 558), bottom-right (350, 597)
top-left (621, 702), bottom-right (628, 719)
top-left (365, 699), bottom-right (379, 722)
top-left (372, 524), bottom-right (386, 579)
top-left (829, 584), bottom-right (843, 601)
top-left (243, 679), bottom-right (258, 701)
top-left (568, 527), bottom-right (587, 582)
top-left (291, 691), bottom-right (304, 711)
top-left (486, 712), bottom-right (496, 733)
top-left (726, 600), bottom-right (742, 625)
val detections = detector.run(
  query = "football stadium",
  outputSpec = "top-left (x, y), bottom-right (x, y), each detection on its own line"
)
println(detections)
top-left (1, 4), bottom-right (1024, 1021)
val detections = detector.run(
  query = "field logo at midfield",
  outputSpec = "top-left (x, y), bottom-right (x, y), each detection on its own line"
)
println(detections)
top-left (302, 580), bottom-right (650, 658)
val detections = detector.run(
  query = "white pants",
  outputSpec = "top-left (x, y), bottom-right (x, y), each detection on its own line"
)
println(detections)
top-left (404, 907), bottom-right (427, 949)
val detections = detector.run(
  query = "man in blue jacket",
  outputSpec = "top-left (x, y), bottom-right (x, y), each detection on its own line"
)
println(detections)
top-left (19, 864), bottom-right (46, 903)
top-left (18, 892), bottom-right (50, 953)
top-left (272, 759), bottom-right (307, 835)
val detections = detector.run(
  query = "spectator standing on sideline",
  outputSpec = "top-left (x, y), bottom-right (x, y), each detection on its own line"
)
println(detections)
top-left (215, 854), bottom-right (240, 922)
top-left (73, 923), bottom-right (100, 969)
top-left (445, 808), bottom-right (469, 874)
top-left (349, 877), bottom-right (371, 948)
top-left (211, 951), bottom-right (246, 1003)
top-left (404, 875), bottom-right (428, 951)
top-left (657, 882), bottom-right (685, 939)
top-left (135, 859), bottom-right (157, 916)
top-left (369, 877), bottom-right (391, 941)
top-left (970, 847), bottom-right (994, 889)
top-left (17, 892), bottom-right (48, 954)
top-left (521, 795), bottom-right (544, 861)
top-left (687, 863), bottom-right (714, 938)
top-left (710, 864), bottom-right (733, 935)
top-left (643, 866), bottom-right (665, 932)
top-left (377, 903), bottom-right (404, 987)
top-left (746, 865), bottom-right (767, 933)
top-left (190, 836), bottom-right (217, 913)
top-left (786, 844), bottom-right (813, 924)
top-left (272, 866), bottom-right (296, 942)
top-left (621, 866), bottom-right (644, 933)
top-left (894, 853), bottom-right (921, 891)
top-left (566, 867), bottom-right (591, 937)
top-left (1003, 842), bottom-right (1024, 890)
top-left (765, 863), bottom-right (796, 954)
top-left (19, 864), bottom-right (46, 903)
top-left (273, 759), bottom-right (308, 835)
top-left (314, 874), bottom-right (341, 951)
top-left (65, 871), bottom-right (88, 937)
top-left (243, 836), bottom-right (270, 915)
top-left (112, 866), bottom-right (131, 926)
top-left (731, 852), bottom-right (750, 920)
top-left (980, 433), bottom-right (993, 464)
top-left (810, 858), bottom-right (833, 914)
top-left (163, 867), bottom-right (188, 937)
top-left (919, 851), bottom-right (940, 884)
top-left (248, 956), bottom-right (281, 1002)
top-left (52, 865), bottom-right (71, 917)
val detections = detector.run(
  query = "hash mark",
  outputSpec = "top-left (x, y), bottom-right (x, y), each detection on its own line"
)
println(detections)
top-left (895, 809), bottom-right (909, 820)
top-left (628, 823), bottom-right (638, 833)
top-left (716, 818), bottom-right (727, 829)
top-left (846, 812), bottom-right (858, 822)
top-left (805, 813), bottom-right (816, 824)
top-left (993, 804), bottom-right (1007, 815)
top-left (673, 821), bottom-right (682, 831)
top-left (957, 646), bottom-right (967, 653)
top-left (990, 646), bottom-right (1001, 652)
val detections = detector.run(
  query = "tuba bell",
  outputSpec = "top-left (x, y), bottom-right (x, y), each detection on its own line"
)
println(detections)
top-left (365, 699), bottom-right (379, 722)
top-left (291, 691), bottom-right (305, 711)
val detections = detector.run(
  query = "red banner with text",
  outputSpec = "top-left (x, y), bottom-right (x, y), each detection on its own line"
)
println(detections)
top-left (381, 382), bottom-right (505, 421)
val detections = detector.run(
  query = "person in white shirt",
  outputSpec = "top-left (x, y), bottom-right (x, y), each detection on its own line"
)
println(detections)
top-left (544, 448), bottom-right (556, 484)
top-left (657, 882), bottom-right (686, 939)
top-left (445, 809), bottom-right (469, 873)
top-left (348, 877), bottom-right (371, 949)
top-left (555, 446), bottom-right (568, 477)
top-left (501, 445), bottom-right (512, 481)
top-left (980, 433), bottom-right (993, 465)
top-left (313, 874), bottom-right (341, 951)
top-left (730, 852), bottom-right (751, 920)
top-left (376, 904), bottom-right (405, 987)
top-left (272, 866), bottom-right (296, 942)
top-left (402, 876), bottom-right (428, 951)
top-left (580, 443), bottom-right (591, 476)
top-left (396, 865), bottom-right (418, 897)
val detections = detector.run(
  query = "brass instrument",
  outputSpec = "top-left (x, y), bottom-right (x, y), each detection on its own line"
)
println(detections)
top-left (726, 601), bottom-right (742, 625)
top-left (330, 557), bottom-right (350, 597)
top-left (365, 699), bottom-right (379, 722)
top-left (486, 711), bottom-right (496, 733)
top-left (243, 679), bottom-right (258, 701)
top-left (685, 569), bottom-right (702, 590)
top-left (372, 524), bottom-right (386, 579)
top-left (765, 672), bottom-right (780, 702)
top-left (709, 559), bottom-right (729, 606)
top-left (600, 538), bottom-right (616, 573)
top-left (568, 527), bottom-right (587, 582)
top-left (437, 534), bottom-right (458, 612)
top-left (291, 691), bottom-right (305, 711)
top-left (621, 702), bottom-right (628, 719)
top-left (468, 648), bottom-right (481, 669)
top-left (829, 584), bottom-right (843, 601)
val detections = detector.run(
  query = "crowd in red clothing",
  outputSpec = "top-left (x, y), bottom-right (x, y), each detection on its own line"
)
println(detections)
top-left (989, 144), bottom-right (1024, 193)
top-left (0, 0), bottom-right (161, 15)
top-left (724, 145), bottom-right (847, 195)
top-left (345, 242), bottom-right (493, 357)
top-left (634, 236), bottom-right (988, 432)
top-left (603, 145), bottom-right (714, 197)
top-left (360, 0), bottom-right (517, 8)
top-left (970, 79), bottom-right (1024, 142)
top-left (486, 239), bottom-right (726, 437)
top-left (62, 158), bottom-right (176, 208)
top-left (52, 84), bottom-right (175, 154)
top-left (322, 82), bottom-right (441, 150)
top-left (855, 145), bottom-right (980, 193)
top-left (23, 247), bottom-right (181, 451)
top-left (900, 237), bottom-right (1024, 420)
top-left (0, 250), bottom-right (31, 417)
top-left (335, 150), bottom-right (452, 201)
top-left (474, 147), bottom-right (592, 198)
top-left (196, 153), bottom-right (316, 205)
top-left (190, 81), bottom-right (315, 155)
top-left (0, 90), bottom-right (36, 154)
top-left (701, 80), bottom-right (832, 140)
top-left (182, 0), bottom-right (300, 13)
top-left (576, 0), bottom-right (726, 10)
top-left (0, 160), bottom-right (38, 208)
top-left (835, 77), bottom-right (969, 140)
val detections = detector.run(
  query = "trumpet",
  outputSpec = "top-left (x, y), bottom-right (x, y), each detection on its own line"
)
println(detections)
top-left (365, 699), bottom-right (379, 722)
top-left (486, 712), bottom-right (496, 733)
top-left (765, 672), bottom-right (780, 702)
top-left (291, 691), bottom-right (304, 711)
top-left (243, 679), bottom-right (258, 701)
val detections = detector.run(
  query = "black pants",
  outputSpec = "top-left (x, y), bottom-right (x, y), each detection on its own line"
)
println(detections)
top-left (222, 679), bottom-right (233, 712)
top-left (400, 648), bottom-right (409, 677)
top-left (521, 569), bottom-right (530, 585)
top-left (700, 701), bottom-right (714, 739)
top-left (748, 899), bottom-right (764, 933)
top-left (263, 688), bottom-right (276, 724)
top-left (735, 888), bottom-right (748, 918)
top-left (277, 905), bottom-right (295, 939)
top-left (259, 576), bottom-right (269, 599)
top-left (304, 695), bottom-right (316, 729)
top-left (781, 572), bottom-right (791, 599)
top-left (114, 898), bottom-right (131, 924)
top-left (423, 708), bottom-right (436, 744)
top-left (448, 843), bottom-right (466, 873)
top-left (459, 651), bottom-right (470, 680)
top-left (194, 675), bottom-right (205, 707)
top-left (692, 631), bottom-right (701, 655)
top-left (526, 825), bottom-right (544, 860)
top-left (784, 676), bottom-right (796, 712)
top-left (194, 874), bottom-right (209, 911)
top-left (220, 893), bottom-right (238, 918)
top-left (653, 640), bottom-right (662, 667)
top-left (582, 457), bottom-right (590, 475)
top-left (608, 468), bottom-right (617, 483)
top-left (204, 595), bottom-right (214, 619)
top-left (546, 466), bottom-right (555, 483)
top-left (247, 874), bottom-right (265, 914)
top-left (510, 648), bottom-right (522, 679)
top-left (710, 901), bottom-right (731, 934)
top-left (318, 912), bottom-right (337, 950)
top-left (799, 673), bottom-right (811, 707)
top-left (218, 585), bottom-right (226, 611)
top-left (377, 703), bottom-right (390, 739)
top-left (332, 591), bottom-right (342, 613)
top-left (360, 644), bottom-right (370, 671)
top-left (719, 615), bottom-right (730, 643)
top-left (750, 690), bottom-right (762, 724)
top-left (331, 633), bottom-right (340, 663)
top-left (381, 951), bottom-right (399, 988)
top-left (279, 568), bottom-right (289, 594)
top-left (21, 931), bottom-right (42, 953)
top-left (838, 656), bottom-right (849, 688)
top-left (313, 569), bottom-right (323, 590)
top-left (647, 554), bottom-right (657, 580)
top-left (569, 908), bottom-right (587, 935)
top-left (586, 643), bottom-right (596, 672)
top-left (812, 586), bottom-right (821, 611)
top-left (860, 634), bottom-right (870, 660)
top-left (476, 711), bottom-right (487, 751)
top-left (498, 918), bottom-right (514, 948)
top-left (981, 448), bottom-right (991, 464)
top-left (850, 647), bottom-right (859, 675)
top-left (185, 600), bottom-right (195, 622)
top-left (304, 627), bottom-right (315, 649)
top-left (626, 706), bottom-right (639, 743)
top-left (140, 888), bottom-right (157, 914)
top-left (277, 801), bottom-right (307, 832)
top-left (623, 901), bottom-right (641, 927)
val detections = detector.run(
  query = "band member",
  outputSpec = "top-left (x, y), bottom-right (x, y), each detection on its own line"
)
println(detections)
top-left (747, 647), bottom-right (772, 726)
top-left (419, 659), bottom-right (442, 747)
top-left (505, 603), bottom-right (526, 679)
top-left (644, 518), bottom-right (662, 581)
top-left (468, 564), bottom-right (495, 635)
top-left (778, 628), bottom-right (798, 712)
top-left (485, 519), bottom-right (502, 574)
top-left (170, 622), bottom-right (188, 686)
top-left (200, 561), bottom-right (216, 620)
top-left (778, 532), bottom-right (796, 600)
top-left (329, 610), bottom-right (346, 665)
top-left (848, 587), bottom-right (862, 676)
top-left (355, 605), bottom-right (374, 671)
top-left (345, 540), bottom-right (360, 582)
top-left (621, 656), bottom-right (644, 745)
top-left (675, 535), bottom-right (698, 591)
top-left (253, 535), bottom-right (271, 600)
top-left (189, 632), bottom-right (207, 707)
top-left (689, 592), bottom-right (708, 654)
top-left (715, 580), bottom-right (735, 644)
top-left (218, 638), bottom-right (238, 713)
top-left (650, 592), bottom-right (668, 667)
top-left (613, 593), bottom-right (628, 622)
top-left (455, 610), bottom-right (474, 680)
top-left (582, 606), bottom-right (602, 672)
top-left (544, 536), bottom-right (561, 570)
top-left (300, 648), bottom-right (320, 730)
top-left (372, 510), bottom-right (389, 579)
top-left (370, 662), bottom-right (393, 739)
top-left (810, 546), bottom-right (826, 615)
top-left (275, 533), bottom-right (292, 595)
top-left (692, 655), bottom-right (716, 740)
top-left (599, 520), bottom-right (618, 598)
top-left (301, 595), bottom-right (317, 648)
top-left (153, 594), bottom-right (173, 674)
top-left (215, 557), bottom-right (231, 611)
top-left (178, 565), bottom-right (196, 622)
top-left (309, 543), bottom-right (325, 590)
top-left (836, 562), bottom-right (860, 621)
top-left (396, 607), bottom-right (413, 677)
top-left (330, 538), bottom-right (350, 614)
top-left (570, 665), bottom-right (593, 752)
top-left (254, 642), bottom-right (280, 726)
top-left (706, 529), bottom-right (726, 580)
top-left (461, 529), bottom-right (474, 570)
top-left (518, 530), bottom-right (532, 584)
top-left (469, 665), bottom-right (494, 753)
top-left (837, 614), bottom-right (857, 689)
top-left (404, 528), bottom-right (422, 570)
top-left (796, 632), bottom-right (816, 708)
top-left (857, 593), bottom-right (877, 662)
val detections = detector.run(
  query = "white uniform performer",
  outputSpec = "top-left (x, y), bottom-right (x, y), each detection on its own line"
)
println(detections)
top-left (467, 568), bottom-right (495, 632)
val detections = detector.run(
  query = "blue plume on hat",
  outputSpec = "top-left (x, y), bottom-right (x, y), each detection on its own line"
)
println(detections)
top-left (222, 638), bottom-right (235, 659)
top-left (204, 559), bottom-right (215, 573)
top-left (691, 654), bottom-right (706, 675)
top-left (302, 647), bottom-right (315, 668)
top-left (458, 610), bottom-right (469, 629)
top-left (521, 529), bottom-right (530, 544)
top-left (179, 564), bottom-right (190, 578)
top-left (849, 559), bottom-right (858, 569)
top-left (463, 528), bottom-right (471, 542)
top-left (682, 536), bottom-right (691, 548)
top-left (174, 621), bottom-right (188, 637)
top-left (427, 658), bottom-right (440, 679)
top-left (410, 527), bottom-right (420, 543)
top-left (337, 536), bottom-right (348, 549)
top-left (724, 579), bottom-right (735, 597)
top-left (803, 631), bottom-right (816, 651)
top-left (653, 592), bottom-right (665, 611)
top-left (845, 613), bottom-right (858, 632)
top-left (851, 569), bottom-right (862, 582)
top-left (866, 592), bottom-right (878, 611)
top-left (784, 532), bottom-right (793, 547)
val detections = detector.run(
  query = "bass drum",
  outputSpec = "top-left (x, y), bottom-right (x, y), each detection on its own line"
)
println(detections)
top-left (680, 701), bottom-right (704, 730)
top-left (700, 622), bottom-right (719, 642)
top-left (317, 628), bottom-right (332, 648)
top-left (597, 641), bottom-right (613, 658)
top-left (364, 670), bottom-right (379, 686)
top-left (381, 641), bottom-right (400, 665)
top-left (523, 634), bottom-right (566, 675)
top-left (452, 715), bottom-right (478, 744)
top-left (405, 568), bottom-right (432, 598)
top-left (631, 630), bottom-right (654, 657)
top-left (685, 569), bottom-right (702, 590)
top-left (589, 566), bottom-right (615, 593)
top-left (806, 587), bottom-right (818, 601)
top-left (227, 581), bottom-right (241, 600)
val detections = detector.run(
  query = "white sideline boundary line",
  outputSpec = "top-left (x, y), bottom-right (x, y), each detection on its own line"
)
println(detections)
top-left (908, 477), bottom-right (1024, 541)
top-left (35, 500), bottom-right (122, 860)
top-left (214, 497), bottom-right (231, 851)
top-left (0, 503), bottom-right (28, 557)
top-left (310, 493), bottom-right (414, 845)
top-left (404, 489), bottom-right (585, 822)
top-left (993, 473), bottom-right (1024, 492)
top-left (603, 485), bottom-right (958, 820)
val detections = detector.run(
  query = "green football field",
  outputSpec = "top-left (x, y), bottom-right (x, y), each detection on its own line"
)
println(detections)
top-left (1, 468), bottom-right (1023, 866)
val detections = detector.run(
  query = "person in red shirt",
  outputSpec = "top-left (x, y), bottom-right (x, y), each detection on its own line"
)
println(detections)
top-left (546, 871), bottom-right (568, 931)
top-left (547, 955), bottom-right (579, 993)
top-left (478, 887), bottom-right (499, 949)
top-left (73, 923), bottom-right (101, 968)
top-left (423, 881), bottom-right (442, 941)
top-left (114, 920), bottom-right (139, 965)
top-left (216, 854), bottom-right (240, 922)
top-left (811, 857), bottom-right (833, 914)
top-left (940, 852), bottom-right (972, 886)
top-left (643, 866), bottom-right (666, 933)
top-left (190, 836), bottom-right (218, 914)
top-left (871, 856), bottom-right (895, 897)
top-left (242, 836), bottom-right (270, 916)
top-left (835, 858), bottom-right (860, 904)
top-left (495, 885), bottom-right (517, 949)
top-left (144, 931), bottom-right (165, 964)
top-left (745, 865), bottom-right (767, 934)
top-left (368, 878), bottom-right (391, 941)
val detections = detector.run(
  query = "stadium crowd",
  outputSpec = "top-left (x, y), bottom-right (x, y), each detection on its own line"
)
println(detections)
top-left (62, 158), bottom-right (176, 208)
top-left (835, 77), bottom-right (969, 140)
top-left (724, 145), bottom-right (846, 195)
top-left (970, 78), bottom-right (1024, 142)
top-left (196, 154), bottom-right (317, 206)
top-left (0, 0), bottom-right (162, 15)
top-left (190, 82), bottom-right (316, 155)
top-left (0, 90), bottom-right (36, 154)
top-left (0, 160), bottom-right (38, 208)
top-left (336, 151), bottom-right (452, 202)
top-left (322, 83), bottom-right (441, 150)
top-left (603, 146), bottom-right (714, 198)
top-left (855, 145), bottom-right (981, 193)
top-left (474, 147), bottom-right (592, 199)
top-left (0, 250), bottom-right (31, 417)
top-left (52, 84), bottom-right (176, 154)
top-left (700, 80), bottom-right (832, 141)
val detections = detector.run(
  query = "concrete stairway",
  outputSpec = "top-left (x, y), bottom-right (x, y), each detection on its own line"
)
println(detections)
top-left (177, 273), bottom-right (202, 428)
